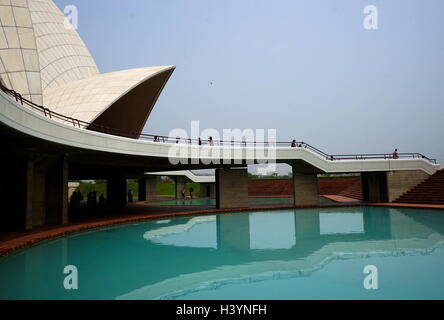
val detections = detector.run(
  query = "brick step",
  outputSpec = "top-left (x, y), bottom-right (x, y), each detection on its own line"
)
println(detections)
top-left (399, 194), bottom-right (444, 199)
top-left (396, 196), bottom-right (444, 201)
top-left (394, 171), bottom-right (444, 204)
top-left (395, 199), bottom-right (444, 204)
top-left (398, 198), bottom-right (444, 202)
top-left (410, 187), bottom-right (444, 190)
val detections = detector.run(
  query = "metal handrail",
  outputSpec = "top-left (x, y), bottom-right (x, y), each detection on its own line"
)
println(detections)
top-left (0, 83), bottom-right (437, 165)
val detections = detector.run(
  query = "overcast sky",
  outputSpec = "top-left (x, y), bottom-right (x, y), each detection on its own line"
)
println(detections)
top-left (55, 0), bottom-right (444, 170)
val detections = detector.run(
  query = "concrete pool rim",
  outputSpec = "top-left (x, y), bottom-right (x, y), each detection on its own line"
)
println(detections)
top-left (0, 203), bottom-right (443, 258)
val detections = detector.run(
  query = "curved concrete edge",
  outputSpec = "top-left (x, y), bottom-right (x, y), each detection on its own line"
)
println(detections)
top-left (87, 66), bottom-right (176, 138)
top-left (0, 90), bottom-right (440, 175)
top-left (40, 66), bottom-right (176, 139)
top-left (89, 66), bottom-right (176, 122)
top-left (0, 205), bottom-right (293, 258)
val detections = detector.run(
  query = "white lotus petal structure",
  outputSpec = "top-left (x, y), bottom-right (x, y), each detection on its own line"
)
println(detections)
top-left (0, 0), bottom-right (175, 138)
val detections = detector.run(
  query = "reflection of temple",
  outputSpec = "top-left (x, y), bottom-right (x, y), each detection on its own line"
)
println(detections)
top-left (5, 207), bottom-right (443, 300)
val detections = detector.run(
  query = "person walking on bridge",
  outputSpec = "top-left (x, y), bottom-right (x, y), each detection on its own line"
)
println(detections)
top-left (393, 149), bottom-right (399, 159)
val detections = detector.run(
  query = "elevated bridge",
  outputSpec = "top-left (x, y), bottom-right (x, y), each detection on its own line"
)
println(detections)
top-left (0, 86), bottom-right (440, 231)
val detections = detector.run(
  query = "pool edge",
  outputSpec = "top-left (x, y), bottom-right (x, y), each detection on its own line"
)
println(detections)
top-left (1, 203), bottom-right (443, 258)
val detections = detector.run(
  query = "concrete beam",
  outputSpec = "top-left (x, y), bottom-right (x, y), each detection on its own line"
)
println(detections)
top-left (292, 172), bottom-right (319, 206)
top-left (215, 169), bottom-right (248, 209)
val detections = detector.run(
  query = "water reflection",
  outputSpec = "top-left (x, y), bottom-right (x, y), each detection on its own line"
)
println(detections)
top-left (1, 207), bottom-right (444, 300)
top-left (144, 207), bottom-right (393, 252)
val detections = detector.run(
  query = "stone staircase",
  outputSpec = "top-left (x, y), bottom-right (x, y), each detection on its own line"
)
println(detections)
top-left (318, 177), bottom-right (362, 201)
top-left (394, 170), bottom-right (444, 204)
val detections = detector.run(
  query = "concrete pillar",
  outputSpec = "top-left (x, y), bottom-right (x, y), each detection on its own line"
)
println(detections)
top-left (175, 176), bottom-right (187, 199)
top-left (107, 173), bottom-right (127, 211)
top-left (386, 170), bottom-right (429, 202)
top-left (32, 161), bottom-right (46, 227)
top-left (200, 182), bottom-right (216, 198)
top-left (2, 158), bottom-right (35, 230)
top-left (361, 172), bottom-right (388, 203)
top-left (45, 158), bottom-right (68, 225)
top-left (138, 176), bottom-right (157, 201)
top-left (138, 178), bottom-right (146, 201)
top-left (292, 172), bottom-right (319, 206)
top-left (215, 168), bottom-right (248, 209)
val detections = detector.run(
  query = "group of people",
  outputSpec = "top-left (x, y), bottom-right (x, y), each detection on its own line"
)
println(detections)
top-left (87, 191), bottom-right (106, 208)
top-left (152, 136), bottom-right (215, 146)
top-left (181, 187), bottom-right (194, 199)
top-left (69, 190), bottom-right (84, 210)
top-left (153, 135), bottom-right (402, 161)
top-left (197, 137), bottom-right (215, 146)
top-left (69, 190), bottom-right (106, 210)
top-left (291, 140), bottom-right (303, 148)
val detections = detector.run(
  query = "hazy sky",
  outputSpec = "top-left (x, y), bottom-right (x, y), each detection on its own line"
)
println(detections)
top-left (55, 0), bottom-right (444, 168)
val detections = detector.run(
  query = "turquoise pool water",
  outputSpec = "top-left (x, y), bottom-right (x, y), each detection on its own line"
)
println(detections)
top-left (1, 207), bottom-right (444, 300)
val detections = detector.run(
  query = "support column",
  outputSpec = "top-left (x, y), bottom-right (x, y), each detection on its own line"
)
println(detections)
top-left (292, 171), bottom-right (319, 206)
top-left (200, 182), bottom-right (216, 198)
top-left (138, 176), bottom-right (157, 201)
top-left (175, 176), bottom-right (186, 199)
top-left (215, 168), bottom-right (248, 209)
top-left (46, 158), bottom-right (68, 225)
top-left (32, 161), bottom-right (46, 227)
top-left (107, 173), bottom-right (127, 211)
top-left (2, 158), bottom-right (35, 230)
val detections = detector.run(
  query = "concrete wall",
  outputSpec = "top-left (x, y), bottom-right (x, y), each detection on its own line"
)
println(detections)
top-left (293, 172), bottom-right (319, 206)
top-left (216, 169), bottom-right (248, 209)
top-left (386, 170), bottom-right (429, 202)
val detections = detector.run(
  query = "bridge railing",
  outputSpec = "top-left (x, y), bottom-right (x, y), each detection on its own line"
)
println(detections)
top-left (0, 83), bottom-right (437, 165)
